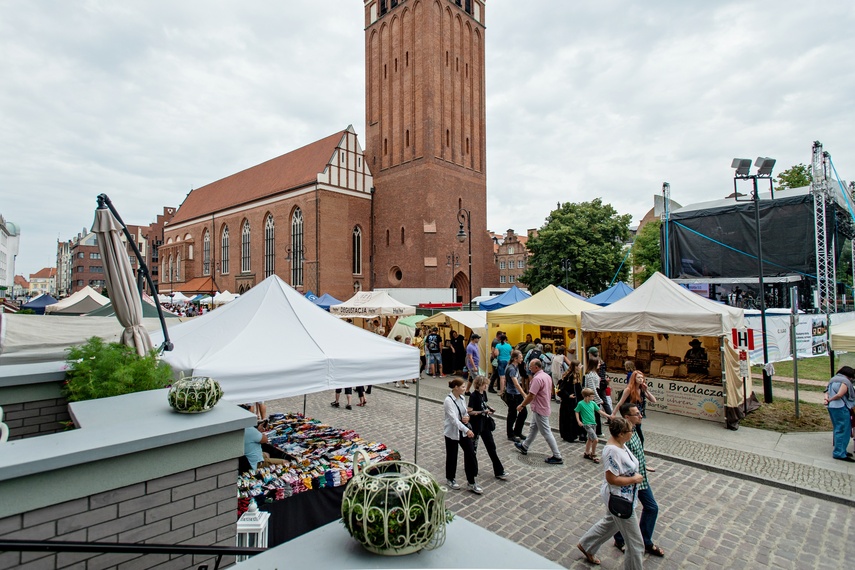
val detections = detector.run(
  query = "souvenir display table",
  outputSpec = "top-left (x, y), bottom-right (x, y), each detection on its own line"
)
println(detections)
top-left (237, 413), bottom-right (400, 545)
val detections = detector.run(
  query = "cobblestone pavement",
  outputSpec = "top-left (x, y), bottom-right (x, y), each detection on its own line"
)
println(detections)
top-left (267, 384), bottom-right (855, 569)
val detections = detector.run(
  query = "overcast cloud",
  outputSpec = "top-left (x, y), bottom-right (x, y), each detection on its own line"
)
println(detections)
top-left (2, 0), bottom-right (854, 277)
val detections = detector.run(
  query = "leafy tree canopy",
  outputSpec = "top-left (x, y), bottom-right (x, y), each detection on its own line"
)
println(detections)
top-left (775, 163), bottom-right (811, 190)
top-left (521, 199), bottom-right (632, 294)
top-left (631, 219), bottom-right (661, 285)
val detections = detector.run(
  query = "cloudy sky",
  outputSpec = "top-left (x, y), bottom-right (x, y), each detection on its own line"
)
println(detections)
top-left (3, 0), bottom-right (854, 277)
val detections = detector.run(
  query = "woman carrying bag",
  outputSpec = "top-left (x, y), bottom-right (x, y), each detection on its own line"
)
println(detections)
top-left (577, 417), bottom-right (645, 568)
top-left (468, 375), bottom-right (508, 481)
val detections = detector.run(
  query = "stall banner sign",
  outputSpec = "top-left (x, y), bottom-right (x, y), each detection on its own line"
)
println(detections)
top-left (732, 328), bottom-right (754, 350)
top-left (608, 372), bottom-right (724, 422)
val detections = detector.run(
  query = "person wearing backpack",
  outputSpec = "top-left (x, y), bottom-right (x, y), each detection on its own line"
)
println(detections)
top-left (425, 327), bottom-right (444, 378)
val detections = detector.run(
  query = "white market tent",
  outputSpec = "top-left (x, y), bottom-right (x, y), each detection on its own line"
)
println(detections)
top-left (581, 272), bottom-right (744, 336)
top-left (170, 292), bottom-right (192, 305)
top-left (422, 311), bottom-right (489, 371)
top-left (0, 313), bottom-right (173, 365)
top-left (213, 290), bottom-right (237, 306)
top-left (830, 317), bottom-right (855, 352)
top-left (151, 276), bottom-right (420, 403)
top-left (330, 290), bottom-right (416, 318)
top-left (44, 286), bottom-right (110, 315)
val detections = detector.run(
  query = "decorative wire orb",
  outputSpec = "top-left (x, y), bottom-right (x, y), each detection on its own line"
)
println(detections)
top-left (341, 449), bottom-right (450, 556)
top-left (167, 375), bottom-right (224, 413)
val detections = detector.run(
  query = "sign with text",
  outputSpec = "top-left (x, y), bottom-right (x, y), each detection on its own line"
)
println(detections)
top-left (608, 372), bottom-right (725, 422)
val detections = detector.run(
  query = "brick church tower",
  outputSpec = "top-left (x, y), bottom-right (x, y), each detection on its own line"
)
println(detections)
top-left (364, 0), bottom-right (497, 301)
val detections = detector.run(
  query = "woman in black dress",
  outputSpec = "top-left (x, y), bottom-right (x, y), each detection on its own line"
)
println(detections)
top-left (468, 375), bottom-right (508, 480)
top-left (450, 329), bottom-right (466, 373)
top-left (558, 360), bottom-right (584, 442)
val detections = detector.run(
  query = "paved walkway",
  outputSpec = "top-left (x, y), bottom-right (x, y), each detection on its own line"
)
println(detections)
top-left (398, 374), bottom-right (855, 497)
top-left (267, 382), bottom-right (855, 569)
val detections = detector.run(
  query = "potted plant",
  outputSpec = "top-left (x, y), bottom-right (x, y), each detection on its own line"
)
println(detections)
top-left (341, 449), bottom-right (452, 556)
top-left (64, 336), bottom-right (173, 402)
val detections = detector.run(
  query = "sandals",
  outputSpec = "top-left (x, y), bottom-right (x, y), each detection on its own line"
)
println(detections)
top-left (584, 454), bottom-right (600, 463)
top-left (646, 545), bottom-right (665, 557)
top-left (577, 543), bottom-right (600, 565)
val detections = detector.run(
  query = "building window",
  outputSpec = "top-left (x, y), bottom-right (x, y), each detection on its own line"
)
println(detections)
top-left (168, 255), bottom-right (173, 283)
top-left (175, 255), bottom-right (181, 281)
top-left (162, 261), bottom-right (167, 283)
top-left (221, 226), bottom-right (230, 275)
top-left (203, 230), bottom-right (211, 275)
top-left (509, 275), bottom-right (515, 283)
top-left (352, 226), bottom-right (362, 275)
top-left (499, 261), bottom-right (506, 269)
top-left (264, 214), bottom-right (275, 278)
top-left (291, 208), bottom-right (304, 287)
top-left (241, 220), bottom-right (251, 273)
top-left (77, 252), bottom-right (84, 259)
top-left (508, 246), bottom-right (515, 255)
top-left (90, 252), bottom-right (100, 259)
top-left (500, 275), bottom-right (506, 284)
top-left (90, 266), bottom-right (103, 273)
top-left (518, 259), bottom-right (525, 268)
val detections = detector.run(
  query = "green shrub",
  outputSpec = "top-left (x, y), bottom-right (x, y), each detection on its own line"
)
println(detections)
top-left (18, 308), bottom-right (35, 314)
top-left (64, 336), bottom-right (173, 402)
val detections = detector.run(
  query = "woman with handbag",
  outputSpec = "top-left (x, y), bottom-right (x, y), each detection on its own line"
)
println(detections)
top-left (468, 375), bottom-right (508, 481)
top-left (577, 417), bottom-right (645, 568)
top-left (444, 378), bottom-right (482, 494)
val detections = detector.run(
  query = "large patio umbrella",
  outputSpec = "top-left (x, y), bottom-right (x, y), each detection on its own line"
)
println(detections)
top-left (92, 203), bottom-right (154, 356)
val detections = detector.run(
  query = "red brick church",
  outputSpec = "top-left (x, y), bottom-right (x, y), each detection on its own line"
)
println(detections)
top-left (159, 0), bottom-right (497, 302)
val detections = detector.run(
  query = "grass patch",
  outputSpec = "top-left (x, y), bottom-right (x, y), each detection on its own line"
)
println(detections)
top-left (751, 353), bottom-right (855, 382)
top-left (740, 400), bottom-right (832, 433)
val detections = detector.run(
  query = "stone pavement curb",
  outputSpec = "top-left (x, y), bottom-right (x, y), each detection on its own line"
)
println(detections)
top-left (376, 380), bottom-right (855, 509)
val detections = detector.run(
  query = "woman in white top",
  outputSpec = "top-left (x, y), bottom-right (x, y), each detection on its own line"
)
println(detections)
top-left (443, 378), bottom-right (482, 494)
top-left (577, 417), bottom-right (645, 569)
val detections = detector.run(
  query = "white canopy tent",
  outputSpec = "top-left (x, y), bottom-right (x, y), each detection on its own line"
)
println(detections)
top-left (169, 292), bottom-right (192, 305)
top-left (0, 313), bottom-right (174, 365)
top-left (830, 317), bottom-right (855, 352)
top-left (44, 286), bottom-right (110, 315)
top-left (421, 311), bottom-right (489, 371)
top-left (213, 290), bottom-right (237, 305)
top-left (581, 272), bottom-right (744, 336)
top-left (330, 290), bottom-right (416, 318)
top-left (150, 276), bottom-right (420, 403)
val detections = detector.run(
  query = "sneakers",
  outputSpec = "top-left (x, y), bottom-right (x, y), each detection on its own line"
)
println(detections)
top-left (514, 441), bottom-right (527, 455)
top-left (495, 472), bottom-right (508, 480)
top-left (488, 388), bottom-right (497, 393)
top-left (446, 479), bottom-right (461, 490)
top-left (545, 456), bottom-right (564, 465)
top-left (468, 483), bottom-right (483, 495)
top-left (330, 401), bottom-right (340, 408)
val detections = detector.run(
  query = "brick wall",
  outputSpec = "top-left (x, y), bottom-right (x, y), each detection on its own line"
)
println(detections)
top-left (2, 397), bottom-right (70, 440)
top-left (0, 459), bottom-right (237, 570)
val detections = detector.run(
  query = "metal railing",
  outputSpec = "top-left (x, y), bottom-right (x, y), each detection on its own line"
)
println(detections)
top-left (0, 539), bottom-right (265, 570)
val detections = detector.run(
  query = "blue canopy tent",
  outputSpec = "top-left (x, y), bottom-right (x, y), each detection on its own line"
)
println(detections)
top-left (586, 281), bottom-right (634, 306)
top-left (479, 285), bottom-right (530, 311)
top-left (558, 286), bottom-right (587, 301)
top-left (311, 293), bottom-right (343, 311)
top-left (304, 290), bottom-right (318, 302)
top-left (21, 294), bottom-right (58, 315)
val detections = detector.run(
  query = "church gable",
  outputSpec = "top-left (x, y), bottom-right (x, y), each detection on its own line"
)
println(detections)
top-left (169, 129), bottom-right (349, 226)
top-left (317, 125), bottom-right (373, 194)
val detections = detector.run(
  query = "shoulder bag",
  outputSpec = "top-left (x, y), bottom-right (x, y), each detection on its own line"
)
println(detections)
top-left (607, 447), bottom-right (637, 519)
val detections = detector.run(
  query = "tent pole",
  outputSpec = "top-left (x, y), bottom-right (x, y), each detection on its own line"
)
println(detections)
top-left (302, 395), bottom-right (307, 417)
top-left (414, 378), bottom-right (420, 464)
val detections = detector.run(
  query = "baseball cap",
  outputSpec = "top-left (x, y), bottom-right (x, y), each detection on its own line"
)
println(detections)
top-left (587, 346), bottom-right (599, 355)
top-left (471, 333), bottom-right (481, 339)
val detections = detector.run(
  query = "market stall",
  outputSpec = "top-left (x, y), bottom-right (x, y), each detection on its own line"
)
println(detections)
top-left (478, 285), bottom-right (530, 311)
top-left (421, 311), bottom-right (488, 374)
top-left (239, 412), bottom-right (400, 546)
top-left (581, 272), bottom-right (745, 423)
top-left (151, 276), bottom-right (419, 402)
top-left (45, 286), bottom-right (110, 315)
top-left (485, 285), bottom-right (598, 351)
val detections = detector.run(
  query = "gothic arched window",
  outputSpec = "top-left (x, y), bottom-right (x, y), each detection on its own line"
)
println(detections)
top-left (264, 214), bottom-right (275, 278)
top-left (291, 208), bottom-right (304, 286)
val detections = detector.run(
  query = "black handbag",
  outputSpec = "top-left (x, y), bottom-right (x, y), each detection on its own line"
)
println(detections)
top-left (485, 414), bottom-right (496, 432)
top-left (608, 487), bottom-right (636, 519)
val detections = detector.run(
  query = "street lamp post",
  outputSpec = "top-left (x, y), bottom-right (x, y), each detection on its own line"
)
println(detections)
top-left (560, 258), bottom-right (572, 289)
top-left (732, 156), bottom-right (776, 404)
top-left (456, 208), bottom-right (472, 308)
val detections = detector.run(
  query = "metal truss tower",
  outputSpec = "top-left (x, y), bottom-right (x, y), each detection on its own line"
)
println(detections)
top-left (812, 141), bottom-right (836, 313)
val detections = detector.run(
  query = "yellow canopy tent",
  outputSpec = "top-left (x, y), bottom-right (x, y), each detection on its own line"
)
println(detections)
top-left (830, 317), bottom-right (855, 352)
top-left (486, 285), bottom-right (599, 348)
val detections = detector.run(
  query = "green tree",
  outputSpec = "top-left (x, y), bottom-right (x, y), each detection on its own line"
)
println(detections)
top-left (775, 163), bottom-right (811, 190)
top-left (630, 219), bottom-right (661, 285)
top-left (521, 199), bottom-right (632, 294)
